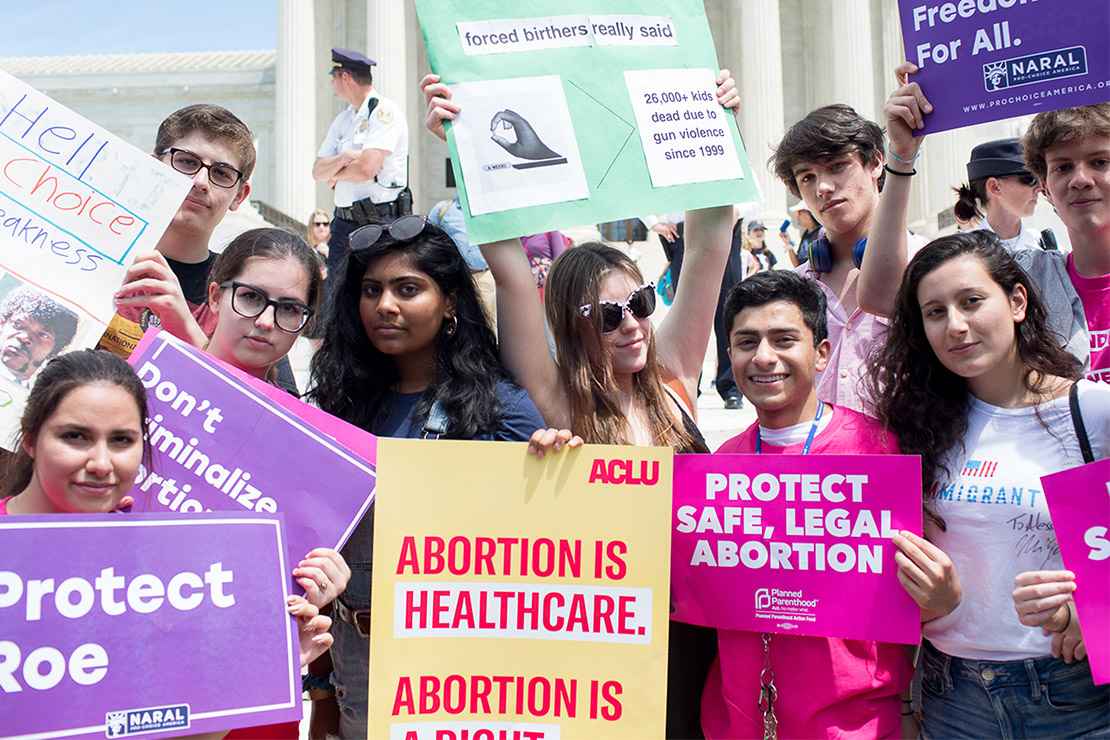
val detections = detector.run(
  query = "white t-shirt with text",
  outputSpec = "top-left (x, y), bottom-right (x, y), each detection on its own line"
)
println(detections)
top-left (924, 380), bottom-right (1110, 660)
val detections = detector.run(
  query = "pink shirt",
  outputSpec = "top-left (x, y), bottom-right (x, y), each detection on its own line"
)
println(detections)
top-left (702, 406), bottom-right (912, 740)
top-left (795, 234), bottom-right (925, 416)
top-left (1069, 253), bottom-right (1110, 383)
top-left (0, 497), bottom-right (7, 514)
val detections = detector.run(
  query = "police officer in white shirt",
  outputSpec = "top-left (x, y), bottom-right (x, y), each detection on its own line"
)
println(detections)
top-left (313, 48), bottom-right (410, 284)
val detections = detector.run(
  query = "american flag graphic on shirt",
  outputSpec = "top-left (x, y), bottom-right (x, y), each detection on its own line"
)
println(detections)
top-left (961, 459), bottom-right (999, 478)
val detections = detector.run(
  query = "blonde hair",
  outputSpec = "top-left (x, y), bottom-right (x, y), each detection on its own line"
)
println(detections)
top-left (306, 209), bottom-right (331, 248)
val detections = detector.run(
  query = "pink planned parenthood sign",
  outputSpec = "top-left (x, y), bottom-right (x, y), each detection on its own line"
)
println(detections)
top-left (1042, 458), bottom-right (1110, 685)
top-left (126, 330), bottom-right (376, 571)
top-left (897, 0), bottom-right (1110, 134)
top-left (0, 513), bottom-right (300, 738)
top-left (671, 454), bottom-right (923, 644)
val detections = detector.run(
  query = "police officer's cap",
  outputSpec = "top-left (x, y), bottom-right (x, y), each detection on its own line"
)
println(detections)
top-left (331, 48), bottom-right (376, 74)
top-left (966, 138), bottom-right (1030, 181)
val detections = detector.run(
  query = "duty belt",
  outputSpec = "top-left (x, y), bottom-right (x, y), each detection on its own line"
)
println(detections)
top-left (334, 598), bottom-right (371, 638)
top-left (334, 196), bottom-right (396, 225)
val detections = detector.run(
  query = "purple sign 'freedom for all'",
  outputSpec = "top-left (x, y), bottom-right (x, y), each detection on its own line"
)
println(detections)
top-left (897, 0), bottom-right (1110, 134)
top-left (0, 513), bottom-right (300, 738)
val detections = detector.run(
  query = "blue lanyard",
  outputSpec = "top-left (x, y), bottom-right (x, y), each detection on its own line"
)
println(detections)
top-left (755, 401), bottom-right (825, 455)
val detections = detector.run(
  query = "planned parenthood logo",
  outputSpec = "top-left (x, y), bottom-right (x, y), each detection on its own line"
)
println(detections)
top-left (753, 586), bottom-right (819, 625)
top-left (105, 704), bottom-right (189, 737)
top-left (983, 46), bottom-right (1088, 92)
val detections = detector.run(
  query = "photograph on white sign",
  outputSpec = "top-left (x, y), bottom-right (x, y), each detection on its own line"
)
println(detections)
top-left (451, 75), bottom-right (590, 216)
top-left (624, 68), bottom-right (744, 188)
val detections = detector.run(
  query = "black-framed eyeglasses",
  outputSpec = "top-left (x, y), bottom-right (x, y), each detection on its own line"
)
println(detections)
top-left (350, 215), bottom-right (429, 253)
top-left (162, 148), bottom-right (244, 189)
top-left (579, 283), bottom-right (657, 333)
top-left (220, 281), bottom-right (313, 333)
top-left (1006, 172), bottom-right (1039, 187)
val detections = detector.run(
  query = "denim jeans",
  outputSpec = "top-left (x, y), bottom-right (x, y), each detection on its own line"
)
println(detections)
top-left (330, 616), bottom-right (369, 740)
top-left (920, 640), bottom-right (1110, 739)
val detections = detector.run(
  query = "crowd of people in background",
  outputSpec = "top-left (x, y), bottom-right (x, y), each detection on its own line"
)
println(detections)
top-left (2, 38), bottom-right (1107, 740)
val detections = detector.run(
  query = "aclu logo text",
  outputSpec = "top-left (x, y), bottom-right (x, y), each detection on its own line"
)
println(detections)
top-left (984, 46), bottom-right (1088, 92)
top-left (105, 704), bottom-right (189, 738)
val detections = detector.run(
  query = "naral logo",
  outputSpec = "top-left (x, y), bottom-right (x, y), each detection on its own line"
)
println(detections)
top-left (105, 704), bottom-right (189, 737)
top-left (983, 46), bottom-right (1088, 92)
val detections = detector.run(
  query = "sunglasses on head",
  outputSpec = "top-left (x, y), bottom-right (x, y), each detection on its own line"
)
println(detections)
top-left (579, 283), bottom-right (657, 333)
top-left (349, 215), bottom-right (429, 253)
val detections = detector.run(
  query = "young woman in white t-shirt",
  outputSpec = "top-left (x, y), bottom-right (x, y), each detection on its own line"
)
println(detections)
top-left (870, 230), bottom-right (1109, 738)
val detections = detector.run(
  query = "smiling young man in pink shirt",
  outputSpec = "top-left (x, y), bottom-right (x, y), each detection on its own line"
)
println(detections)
top-left (695, 270), bottom-right (961, 739)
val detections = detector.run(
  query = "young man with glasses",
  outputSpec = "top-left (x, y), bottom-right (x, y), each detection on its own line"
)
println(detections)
top-left (106, 104), bottom-right (253, 346)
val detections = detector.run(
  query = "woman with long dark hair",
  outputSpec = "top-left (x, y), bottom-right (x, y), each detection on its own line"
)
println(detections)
top-left (306, 215), bottom-right (544, 739)
top-left (870, 231), bottom-right (1109, 738)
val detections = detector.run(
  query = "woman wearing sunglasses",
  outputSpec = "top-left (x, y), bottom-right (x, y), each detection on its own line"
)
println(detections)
top-left (306, 214), bottom-right (544, 740)
top-left (952, 139), bottom-right (1044, 252)
top-left (421, 71), bottom-right (739, 739)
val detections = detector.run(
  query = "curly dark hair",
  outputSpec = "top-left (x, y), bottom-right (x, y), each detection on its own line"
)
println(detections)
top-left (868, 231), bottom-right (1081, 495)
top-left (306, 222), bottom-right (508, 437)
top-left (0, 286), bottom-right (79, 354)
top-left (723, 270), bottom-right (828, 345)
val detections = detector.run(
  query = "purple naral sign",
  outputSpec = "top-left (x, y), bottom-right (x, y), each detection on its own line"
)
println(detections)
top-left (1042, 459), bottom-right (1110, 685)
top-left (127, 330), bottom-right (376, 571)
top-left (671, 454), bottom-right (923, 644)
top-left (897, 0), bottom-right (1110, 134)
top-left (0, 513), bottom-right (300, 738)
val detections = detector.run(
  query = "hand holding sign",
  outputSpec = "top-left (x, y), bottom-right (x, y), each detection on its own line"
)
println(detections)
top-left (884, 62), bottom-right (934, 152)
top-left (893, 530), bottom-right (962, 622)
top-left (293, 547), bottom-right (352, 608)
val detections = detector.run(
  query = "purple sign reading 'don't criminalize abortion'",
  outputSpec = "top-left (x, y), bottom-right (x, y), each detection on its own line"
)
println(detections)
top-left (0, 513), bottom-right (300, 739)
top-left (671, 454), bottom-right (923, 644)
top-left (897, 0), bottom-right (1110, 134)
top-left (126, 330), bottom-right (376, 572)
top-left (1041, 459), bottom-right (1110, 686)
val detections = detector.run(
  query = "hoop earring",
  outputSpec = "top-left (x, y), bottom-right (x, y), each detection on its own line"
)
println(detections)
top-left (444, 314), bottom-right (458, 336)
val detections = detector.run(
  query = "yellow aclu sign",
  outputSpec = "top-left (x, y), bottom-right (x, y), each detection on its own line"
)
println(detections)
top-left (370, 439), bottom-right (673, 740)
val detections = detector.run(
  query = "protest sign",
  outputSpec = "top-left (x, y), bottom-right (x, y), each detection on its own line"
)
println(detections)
top-left (415, 0), bottom-right (758, 243)
top-left (671, 454), bottom-right (923, 644)
top-left (0, 512), bottom-right (299, 738)
top-left (126, 330), bottom-right (376, 569)
top-left (369, 440), bottom-right (672, 739)
top-left (0, 70), bottom-right (190, 448)
top-left (897, 0), bottom-right (1110, 134)
top-left (1041, 458), bottom-right (1110, 685)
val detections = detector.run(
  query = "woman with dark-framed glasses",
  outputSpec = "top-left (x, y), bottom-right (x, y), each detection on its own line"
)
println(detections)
top-left (123, 227), bottom-right (351, 739)
top-left (305, 214), bottom-right (545, 739)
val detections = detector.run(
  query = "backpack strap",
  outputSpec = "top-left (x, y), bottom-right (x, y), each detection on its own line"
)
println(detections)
top-left (422, 399), bottom-right (450, 440)
top-left (1069, 382), bottom-right (1095, 464)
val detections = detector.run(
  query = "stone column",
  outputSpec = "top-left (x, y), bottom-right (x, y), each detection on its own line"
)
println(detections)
top-left (275, 0), bottom-right (317, 222)
top-left (807, 0), bottom-right (878, 120)
top-left (366, 0), bottom-right (419, 205)
top-left (736, 0), bottom-right (787, 215)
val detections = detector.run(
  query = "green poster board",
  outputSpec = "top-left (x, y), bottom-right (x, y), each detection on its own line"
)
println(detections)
top-left (416, 0), bottom-right (759, 243)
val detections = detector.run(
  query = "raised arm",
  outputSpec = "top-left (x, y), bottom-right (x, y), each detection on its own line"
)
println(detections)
top-left (858, 62), bottom-right (932, 317)
top-left (654, 204), bottom-right (735, 401)
top-left (421, 73), bottom-right (568, 425)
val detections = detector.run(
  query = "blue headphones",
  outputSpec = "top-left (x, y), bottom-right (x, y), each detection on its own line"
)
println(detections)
top-left (807, 228), bottom-right (867, 273)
